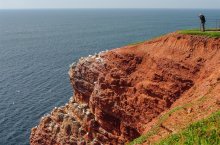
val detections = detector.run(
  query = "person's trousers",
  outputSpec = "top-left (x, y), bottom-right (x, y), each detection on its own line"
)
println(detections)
top-left (201, 23), bottom-right (205, 32)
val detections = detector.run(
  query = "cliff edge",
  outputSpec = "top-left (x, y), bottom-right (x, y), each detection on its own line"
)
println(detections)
top-left (30, 32), bottom-right (220, 145)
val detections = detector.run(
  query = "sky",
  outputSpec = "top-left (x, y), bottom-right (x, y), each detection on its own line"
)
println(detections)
top-left (0, 0), bottom-right (220, 9)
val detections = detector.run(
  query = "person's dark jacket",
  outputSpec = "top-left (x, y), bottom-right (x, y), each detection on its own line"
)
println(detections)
top-left (200, 15), bottom-right (206, 23)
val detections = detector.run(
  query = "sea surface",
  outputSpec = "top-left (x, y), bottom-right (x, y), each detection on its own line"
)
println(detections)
top-left (0, 9), bottom-right (220, 145)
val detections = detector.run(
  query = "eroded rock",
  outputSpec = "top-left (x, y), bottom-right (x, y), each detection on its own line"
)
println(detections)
top-left (30, 32), bottom-right (220, 145)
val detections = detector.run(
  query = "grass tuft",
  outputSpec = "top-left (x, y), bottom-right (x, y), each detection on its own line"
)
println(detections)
top-left (179, 29), bottom-right (220, 38)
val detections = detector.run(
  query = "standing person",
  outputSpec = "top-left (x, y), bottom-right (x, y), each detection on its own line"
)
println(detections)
top-left (199, 14), bottom-right (206, 32)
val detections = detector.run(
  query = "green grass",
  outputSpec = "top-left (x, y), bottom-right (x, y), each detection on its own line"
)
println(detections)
top-left (128, 34), bottom-right (167, 46)
top-left (127, 104), bottom-right (191, 145)
top-left (128, 40), bottom-right (147, 46)
top-left (156, 111), bottom-right (220, 145)
top-left (128, 94), bottom-right (213, 145)
top-left (128, 29), bottom-right (220, 47)
top-left (179, 29), bottom-right (220, 38)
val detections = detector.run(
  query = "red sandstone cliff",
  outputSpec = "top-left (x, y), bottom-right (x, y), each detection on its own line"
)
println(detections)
top-left (30, 32), bottom-right (220, 145)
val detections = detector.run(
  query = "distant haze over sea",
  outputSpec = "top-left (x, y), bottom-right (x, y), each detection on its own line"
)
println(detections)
top-left (0, 9), bottom-right (220, 145)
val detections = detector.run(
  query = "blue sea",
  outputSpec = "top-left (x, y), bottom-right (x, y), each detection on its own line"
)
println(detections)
top-left (0, 9), bottom-right (220, 145)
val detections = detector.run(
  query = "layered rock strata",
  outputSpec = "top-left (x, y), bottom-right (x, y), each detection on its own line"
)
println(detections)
top-left (30, 32), bottom-right (220, 145)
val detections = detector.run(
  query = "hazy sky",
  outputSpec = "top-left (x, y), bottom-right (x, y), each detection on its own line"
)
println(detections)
top-left (0, 0), bottom-right (220, 9)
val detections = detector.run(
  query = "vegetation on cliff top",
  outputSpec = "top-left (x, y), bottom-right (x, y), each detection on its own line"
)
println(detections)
top-left (156, 111), bottom-right (220, 145)
top-left (129, 29), bottom-right (220, 46)
top-left (179, 29), bottom-right (220, 38)
top-left (129, 110), bottom-right (220, 145)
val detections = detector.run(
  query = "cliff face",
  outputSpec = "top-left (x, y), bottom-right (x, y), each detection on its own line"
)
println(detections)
top-left (30, 32), bottom-right (220, 145)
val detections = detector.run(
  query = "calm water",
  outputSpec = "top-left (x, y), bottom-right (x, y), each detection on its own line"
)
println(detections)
top-left (0, 9), bottom-right (220, 145)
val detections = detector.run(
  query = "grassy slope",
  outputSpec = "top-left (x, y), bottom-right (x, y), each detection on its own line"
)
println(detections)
top-left (179, 29), bottom-right (220, 38)
top-left (156, 111), bottom-right (220, 145)
top-left (128, 110), bottom-right (220, 145)
top-left (128, 94), bottom-right (206, 145)
top-left (128, 104), bottom-right (192, 145)
top-left (129, 29), bottom-right (220, 46)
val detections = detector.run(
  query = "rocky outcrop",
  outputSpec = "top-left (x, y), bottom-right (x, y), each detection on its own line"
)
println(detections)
top-left (30, 32), bottom-right (220, 145)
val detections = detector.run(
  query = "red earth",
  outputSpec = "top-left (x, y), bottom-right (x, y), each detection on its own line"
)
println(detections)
top-left (30, 32), bottom-right (220, 145)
